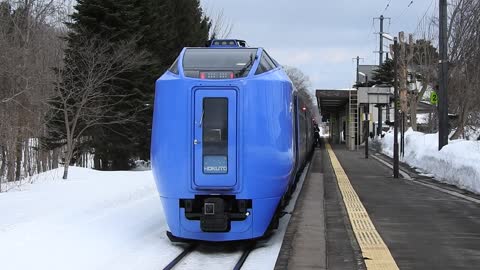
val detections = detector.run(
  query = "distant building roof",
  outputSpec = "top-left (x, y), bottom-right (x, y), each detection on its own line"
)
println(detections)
top-left (358, 65), bottom-right (379, 82)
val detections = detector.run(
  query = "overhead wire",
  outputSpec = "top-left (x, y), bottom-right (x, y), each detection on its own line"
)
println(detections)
top-left (413, 0), bottom-right (436, 36)
top-left (366, 18), bottom-right (378, 65)
top-left (398, 1), bottom-right (415, 20)
top-left (383, 0), bottom-right (393, 14)
top-left (390, 0), bottom-right (415, 26)
top-left (369, 0), bottom-right (435, 65)
top-left (385, 0), bottom-right (435, 41)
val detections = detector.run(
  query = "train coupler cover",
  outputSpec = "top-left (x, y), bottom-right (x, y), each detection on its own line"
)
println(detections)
top-left (181, 196), bottom-right (252, 233)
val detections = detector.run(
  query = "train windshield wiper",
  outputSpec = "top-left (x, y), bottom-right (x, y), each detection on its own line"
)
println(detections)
top-left (237, 54), bottom-right (257, 77)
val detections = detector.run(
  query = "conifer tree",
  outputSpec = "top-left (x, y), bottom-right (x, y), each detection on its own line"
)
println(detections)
top-left (372, 58), bottom-right (395, 86)
top-left (49, 0), bottom-right (211, 170)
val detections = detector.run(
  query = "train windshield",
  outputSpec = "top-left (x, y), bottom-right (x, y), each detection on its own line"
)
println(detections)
top-left (183, 48), bottom-right (258, 78)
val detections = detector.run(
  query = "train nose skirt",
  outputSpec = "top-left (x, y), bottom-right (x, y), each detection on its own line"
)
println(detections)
top-left (180, 196), bottom-right (252, 233)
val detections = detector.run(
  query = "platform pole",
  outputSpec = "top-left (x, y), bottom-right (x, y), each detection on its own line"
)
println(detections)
top-left (365, 105), bottom-right (369, 159)
top-left (438, 0), bottom-right (449, 150)
top-left (378, 105), bottom-right (383, 136)
top-left (393, 38), bottom-right (399, 178)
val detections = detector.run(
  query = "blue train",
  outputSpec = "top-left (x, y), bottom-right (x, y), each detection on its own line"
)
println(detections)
top-left (151, 39), bottom-right (315, 242)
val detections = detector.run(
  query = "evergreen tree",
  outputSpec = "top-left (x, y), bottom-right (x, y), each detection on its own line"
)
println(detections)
top-left (132, 0), bottom-right (210, 165)
top-left (49, 0), bottom-right (211, 170)
top-left (372, 58), bottom-right (395, 86)
top-left (64, 0), bottom-right (147, 170)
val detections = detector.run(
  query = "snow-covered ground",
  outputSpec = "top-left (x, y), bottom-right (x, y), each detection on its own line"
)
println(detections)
top-left (378, 129), bottom-right (480, 194)
top-left (0, 166), bottom-right (303, 270)
top-left (0, 167), bottom-right (179, 270)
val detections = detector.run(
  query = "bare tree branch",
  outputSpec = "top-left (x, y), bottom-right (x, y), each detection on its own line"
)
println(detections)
top-left (47, 34), bottom-right (148, 179)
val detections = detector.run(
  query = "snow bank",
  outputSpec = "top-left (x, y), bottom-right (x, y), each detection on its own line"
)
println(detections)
top-left (378, 129), bottom-right (480, 194)
top-left (0, 167), bottom-right (184, 270)
top-left (0, 166), bottom-right (294, 270)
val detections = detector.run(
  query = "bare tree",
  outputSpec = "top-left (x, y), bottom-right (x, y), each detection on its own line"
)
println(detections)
top-left (447, 0), bottom-right (480, 139)
top-left (408, 38), bottom-right (438, 131)
top-left (48, 35), bottom-right (148, 179)
top-left (284, 66), bottom-right (320, 122)
top-left (0, 0), bottom-right (66, 189)
top-left (206, 7), bottom-right (233, 39)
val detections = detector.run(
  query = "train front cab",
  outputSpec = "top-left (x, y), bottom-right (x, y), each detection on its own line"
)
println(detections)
top-left (152, 45), bottom-right (296, 241)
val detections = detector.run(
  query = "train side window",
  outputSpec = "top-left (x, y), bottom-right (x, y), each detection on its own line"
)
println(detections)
top-left (168, 57), bottom-right (179, 75)
top-left (263, 51), bottom-right (278, 68)
top-left (255, 52), bottom-right (276, 75)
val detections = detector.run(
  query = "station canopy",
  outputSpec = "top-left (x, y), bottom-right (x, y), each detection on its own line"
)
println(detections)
top-left (316, 89), bottom-right (353, 116)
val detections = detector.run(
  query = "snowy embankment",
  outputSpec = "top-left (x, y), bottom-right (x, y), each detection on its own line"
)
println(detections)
top-left (0, 167), bottom-right (182, 270)
top-left (378, 129), bottom-right (480, 194)
top-left (0, 166), bottom-right (295, 270)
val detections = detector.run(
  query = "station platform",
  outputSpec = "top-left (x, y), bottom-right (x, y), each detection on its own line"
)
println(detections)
top-left (275, 140), bottom-right (480, 270)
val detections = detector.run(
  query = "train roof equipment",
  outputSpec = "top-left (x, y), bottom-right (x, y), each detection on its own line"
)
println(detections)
top-left (207, 39), bottom-right (248, 48)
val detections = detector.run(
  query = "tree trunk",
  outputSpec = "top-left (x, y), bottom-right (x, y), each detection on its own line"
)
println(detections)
top-left (450, 122), bottom-right (464, 140)
top-left (94, 154), bottom-right (100, 170)
top-left (15, 141), bottom-right (22, 182)
top-left (410, 97), bottom-right (418, 131)
top-left (24, 139), bottom-right (31, 177)
top-left (450, 107), bottom-right (466, 140)
top-left (63, 163), bottom-right (69, 179)
top-left (41, 150), bottom-right (48, 172)
top-left (36, 149), bottom-right (42, 174)
top-left (0, 146), bottom-right (6, 180)
top-left (63, 144), bottom-right (74, 179)
top-left (7, 145), bottom-right (15, 182)
top-left (52, 148), bottom-right (59, 169)
top-left (0, 146), bottom-right (6, 192)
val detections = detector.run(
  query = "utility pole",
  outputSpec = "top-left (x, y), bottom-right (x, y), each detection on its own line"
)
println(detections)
top-left (353, 56), bottom-right (364, 85)
top-left (438, 0), bottom-right (449, 150)
top-left (379, 15), bottom-right (385, 65)
top-left (393, 37), bottom-right (399, 178)
top-left (378, 15), bottom-right (384, 135)
top-left (375, 15), bottom-right (391, 65)
top-left (374, 15), bottom-right (390, 135)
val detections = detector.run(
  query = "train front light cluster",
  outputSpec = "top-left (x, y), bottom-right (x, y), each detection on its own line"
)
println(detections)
top-left (199, 71), bottom-right (235, 80)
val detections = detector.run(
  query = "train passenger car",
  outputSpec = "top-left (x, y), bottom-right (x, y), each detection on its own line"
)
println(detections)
top-left (151, 40), bottom-right (315, 241)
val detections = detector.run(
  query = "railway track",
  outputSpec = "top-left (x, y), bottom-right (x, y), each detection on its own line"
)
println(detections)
top-left (163, 244), bottom-right (197, 270)
top-left (161, 162), bottom-right (312, 270)
top-left (162, 242), bottom-right (256, 270)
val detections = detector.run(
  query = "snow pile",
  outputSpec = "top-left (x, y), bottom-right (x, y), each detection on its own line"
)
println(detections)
top-left (133, 159), bottom-right (152, 170)
top-left (0, 167), bottom-right (184, 270)
top-left (0, 166), bottom-right (294, 270)
top-left (379, 129), bottom-right (480, 194)
top-left (417, 113), bottom-right (430, 124)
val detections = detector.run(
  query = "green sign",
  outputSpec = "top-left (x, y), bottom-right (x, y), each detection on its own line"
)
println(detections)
top-left (430, 91), bottom-right (438, 105)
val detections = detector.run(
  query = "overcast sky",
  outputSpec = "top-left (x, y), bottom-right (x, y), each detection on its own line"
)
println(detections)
top-left (201, 0), bottom-right (438, 91)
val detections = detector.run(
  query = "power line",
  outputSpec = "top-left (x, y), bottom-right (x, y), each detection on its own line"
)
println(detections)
top-left (398, 1), bottom-right (415, 19)
top-left (413, 0), bottom-right (435, 35)
top-left (363, 18), bottom-right (377, 65)
top-left (390, 0), bottom-right (415, 27)
top-left (383, 0), bottom-right (393, 14)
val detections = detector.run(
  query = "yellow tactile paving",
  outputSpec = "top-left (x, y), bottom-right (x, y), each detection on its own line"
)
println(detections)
top-left (325, 142), bottom-right (399, 270)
